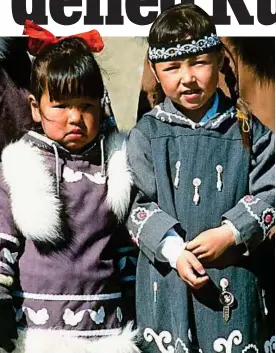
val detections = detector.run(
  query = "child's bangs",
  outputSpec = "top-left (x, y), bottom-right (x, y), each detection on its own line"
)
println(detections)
top-left (46, 57), bottom-right (103, 102)
top-left (150, 6), bottom-right (217, 45)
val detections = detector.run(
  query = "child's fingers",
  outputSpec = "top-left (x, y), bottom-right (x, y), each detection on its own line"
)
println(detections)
top-left (193, 275), bottom-right (209, 289)
top-left (184, 268), bottom-right (209, 289)
top-left (188, 253), bottom-right (206, 275)
top-left (197, 253), bottom-right (210, 261)
top-left (186, 239), bottom-right (200, 251)
top-left (191, 246), bottom-right (205, 256)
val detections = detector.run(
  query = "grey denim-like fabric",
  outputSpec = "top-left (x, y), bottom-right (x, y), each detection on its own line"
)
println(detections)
top-left (127, 90), bottom-right (275, 353)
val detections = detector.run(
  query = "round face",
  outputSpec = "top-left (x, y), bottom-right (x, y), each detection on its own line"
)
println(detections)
top-left (30, 89), bottom-right (101, 152)
top-left (153, 52), bottom-right (223, 122)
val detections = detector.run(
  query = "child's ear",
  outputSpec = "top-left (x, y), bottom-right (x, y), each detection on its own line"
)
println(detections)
top-left (29, 95), bottom-right (41, 123)
top-left (148, 60), bottom-right (160, 83)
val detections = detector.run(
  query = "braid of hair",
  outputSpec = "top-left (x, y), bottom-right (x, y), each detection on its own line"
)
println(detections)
top-left (153, 82), bottom-right (165, 106)
top-left (221, 42), bottom-right (252, 151)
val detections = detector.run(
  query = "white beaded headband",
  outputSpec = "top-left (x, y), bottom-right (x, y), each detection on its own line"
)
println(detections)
top-left (148, 33), bottom-right (221, 63)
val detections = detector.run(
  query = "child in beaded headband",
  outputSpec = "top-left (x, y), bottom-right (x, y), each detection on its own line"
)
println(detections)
top-left (0, 22), bottom-right (139, 353)
top-left (126, 4), bottom-right (274, 353)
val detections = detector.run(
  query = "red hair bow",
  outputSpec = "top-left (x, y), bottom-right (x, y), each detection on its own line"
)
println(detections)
top-left (23, 20), bottom-right (104, 56)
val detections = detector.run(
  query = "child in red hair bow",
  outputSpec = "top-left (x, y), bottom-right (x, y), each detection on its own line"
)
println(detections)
top-left (0, 21), bottom-right (139, 353)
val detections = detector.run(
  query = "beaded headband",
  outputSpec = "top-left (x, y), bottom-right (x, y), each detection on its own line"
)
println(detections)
top-left (148, 33), bottom-right (221, 63)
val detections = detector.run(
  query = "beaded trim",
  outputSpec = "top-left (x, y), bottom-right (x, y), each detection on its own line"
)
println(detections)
top-left (148, 34), bottom-right (221, 62)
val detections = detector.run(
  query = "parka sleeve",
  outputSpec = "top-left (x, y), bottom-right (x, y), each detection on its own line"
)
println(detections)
top-left (126, 127), bottom-right (179, 263)
top-left (0, 169), bottom-right (23, 300)
top-left (222, 129), bottom-right (275, 252)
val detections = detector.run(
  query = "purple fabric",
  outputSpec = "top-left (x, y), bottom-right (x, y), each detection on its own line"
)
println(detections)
top-left (10, 135), bottom-right (130, 333)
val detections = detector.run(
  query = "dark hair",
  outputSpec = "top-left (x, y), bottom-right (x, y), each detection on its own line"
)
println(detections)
top-left (148, 4), bottom-right (252, 149)
top-left (148, 4), bottom-right (217, 46)
top-left (149, 4), bottom-right (222, 105)
top-left (30, 37), bottom-right (104, 103)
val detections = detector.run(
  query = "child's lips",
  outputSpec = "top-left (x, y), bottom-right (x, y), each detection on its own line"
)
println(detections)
top-left (66, 129), bottom-right (84, 140)
top-left (181, 89), bottom-right (202, 100)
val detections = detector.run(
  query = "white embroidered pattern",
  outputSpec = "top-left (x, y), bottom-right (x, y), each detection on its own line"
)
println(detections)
top-left (243, 196), bottom-right (261, 206)
top-left (144, 328), bottom-right (174, 353)
top-left (175, 338), bottom-right (189, 352)
top-left (213, 330), bottom-right (242, 353)
top-left (16, 307), bottom-right (49, 325)
top-left (155, 105), bottom-right (196, 129)
top-left (154, 105), bottom-right (235, 130)
top-left (18, 326), bottom-right (122, 337)
top-left (264, 335), bottom-right (275, 353)
top-left (242, 344), bottom-right (259, 353)
top-left (211, 109), bottom-right (235, 128)
top-left (174, 161), bottom-right (181, 189)
top-left (148, 34), bottom-right (220, 61)
top-left (129, 230), bottom-right (139, 246)
top-left (83, 172), bottom-right (106, 184)
top-left (13, 291), bottom-right (121, 301)
top-left (63, 166), bottom-right (106, 185)
top-left (91, 306), bottom-right (105, 324)
top-left (143, 328), bottom-right (206, 353)
top-left (63, 308), bottom-right (87, 326)
top-left (131, 207), bottom-right (151, 225)
top-left (260, 208), bottom-right (275, 235)
top-left (63, 306), bottom-right (105, 326)
top-left (131, 207), bottom-right (162, 246)
top-left (239, 199), bottom-right (274, 237)
top-left (240, 199), bottom-right (260, 221)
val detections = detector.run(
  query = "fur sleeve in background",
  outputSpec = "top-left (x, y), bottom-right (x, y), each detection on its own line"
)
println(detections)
top-left (0, 37), bottom-right (32, 157)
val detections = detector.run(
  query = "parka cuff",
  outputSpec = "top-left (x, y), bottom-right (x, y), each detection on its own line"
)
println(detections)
top-left (127, 203), bottom-right (179, 263)
top-left (222, 195), bottom-right (275, 253)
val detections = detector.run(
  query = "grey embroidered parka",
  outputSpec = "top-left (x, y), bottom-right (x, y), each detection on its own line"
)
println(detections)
top-left (126, 91), bottom-right (275, 353)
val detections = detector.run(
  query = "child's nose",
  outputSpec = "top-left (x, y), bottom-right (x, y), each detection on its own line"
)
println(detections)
top-left (68, 108), bottom-right (82, 123)
top-left (180, 68), bottom-right (196, 84)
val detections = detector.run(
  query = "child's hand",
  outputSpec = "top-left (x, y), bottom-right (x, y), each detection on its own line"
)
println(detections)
top-left (186, 225), bottom-right (236, 263)
top-left (176, 250), bottom-right (209, 290)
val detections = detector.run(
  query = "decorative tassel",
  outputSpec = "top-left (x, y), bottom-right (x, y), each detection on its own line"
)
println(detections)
top-left (216, 165), bottom-right (223, 192)
top-left (174, 161), bottom-right (181, 189)
top-left (237, 110), bottom-right (250, 133)
top-left (192, 178), bottom-right (201, 205)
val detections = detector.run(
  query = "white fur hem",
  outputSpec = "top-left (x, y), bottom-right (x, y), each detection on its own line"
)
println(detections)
top-left (2, 140), bottom-right (62, 243)
top-left (12, 323), bottom-right (140, 353)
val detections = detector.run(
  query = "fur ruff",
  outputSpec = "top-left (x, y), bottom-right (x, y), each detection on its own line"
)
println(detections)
top-left (107, 137), bottom-right (133, 222)
top-left (12, 322), bottom-right (140, 353)
top-left (1, 133), bottom-right (133, 243)
top-left (2, 140), bottom-right (62, 243)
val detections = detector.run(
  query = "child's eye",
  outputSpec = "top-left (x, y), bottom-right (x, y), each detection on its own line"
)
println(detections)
top-left (194, 60), bottom-right (208, 66)
top-left (80, 103), bottom-right (94, 111)
top-left (54, 104), bottom-right (68, 109)
top-left (163, 66), bottom-right (179, 72)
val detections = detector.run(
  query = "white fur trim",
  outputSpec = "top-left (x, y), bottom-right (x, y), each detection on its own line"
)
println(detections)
top-left (2, 140), bottom-right (62, 243)
top-left (13, 322), bottom-right (140, 353)
top-left (106, 138), bottom-right (133, 222)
